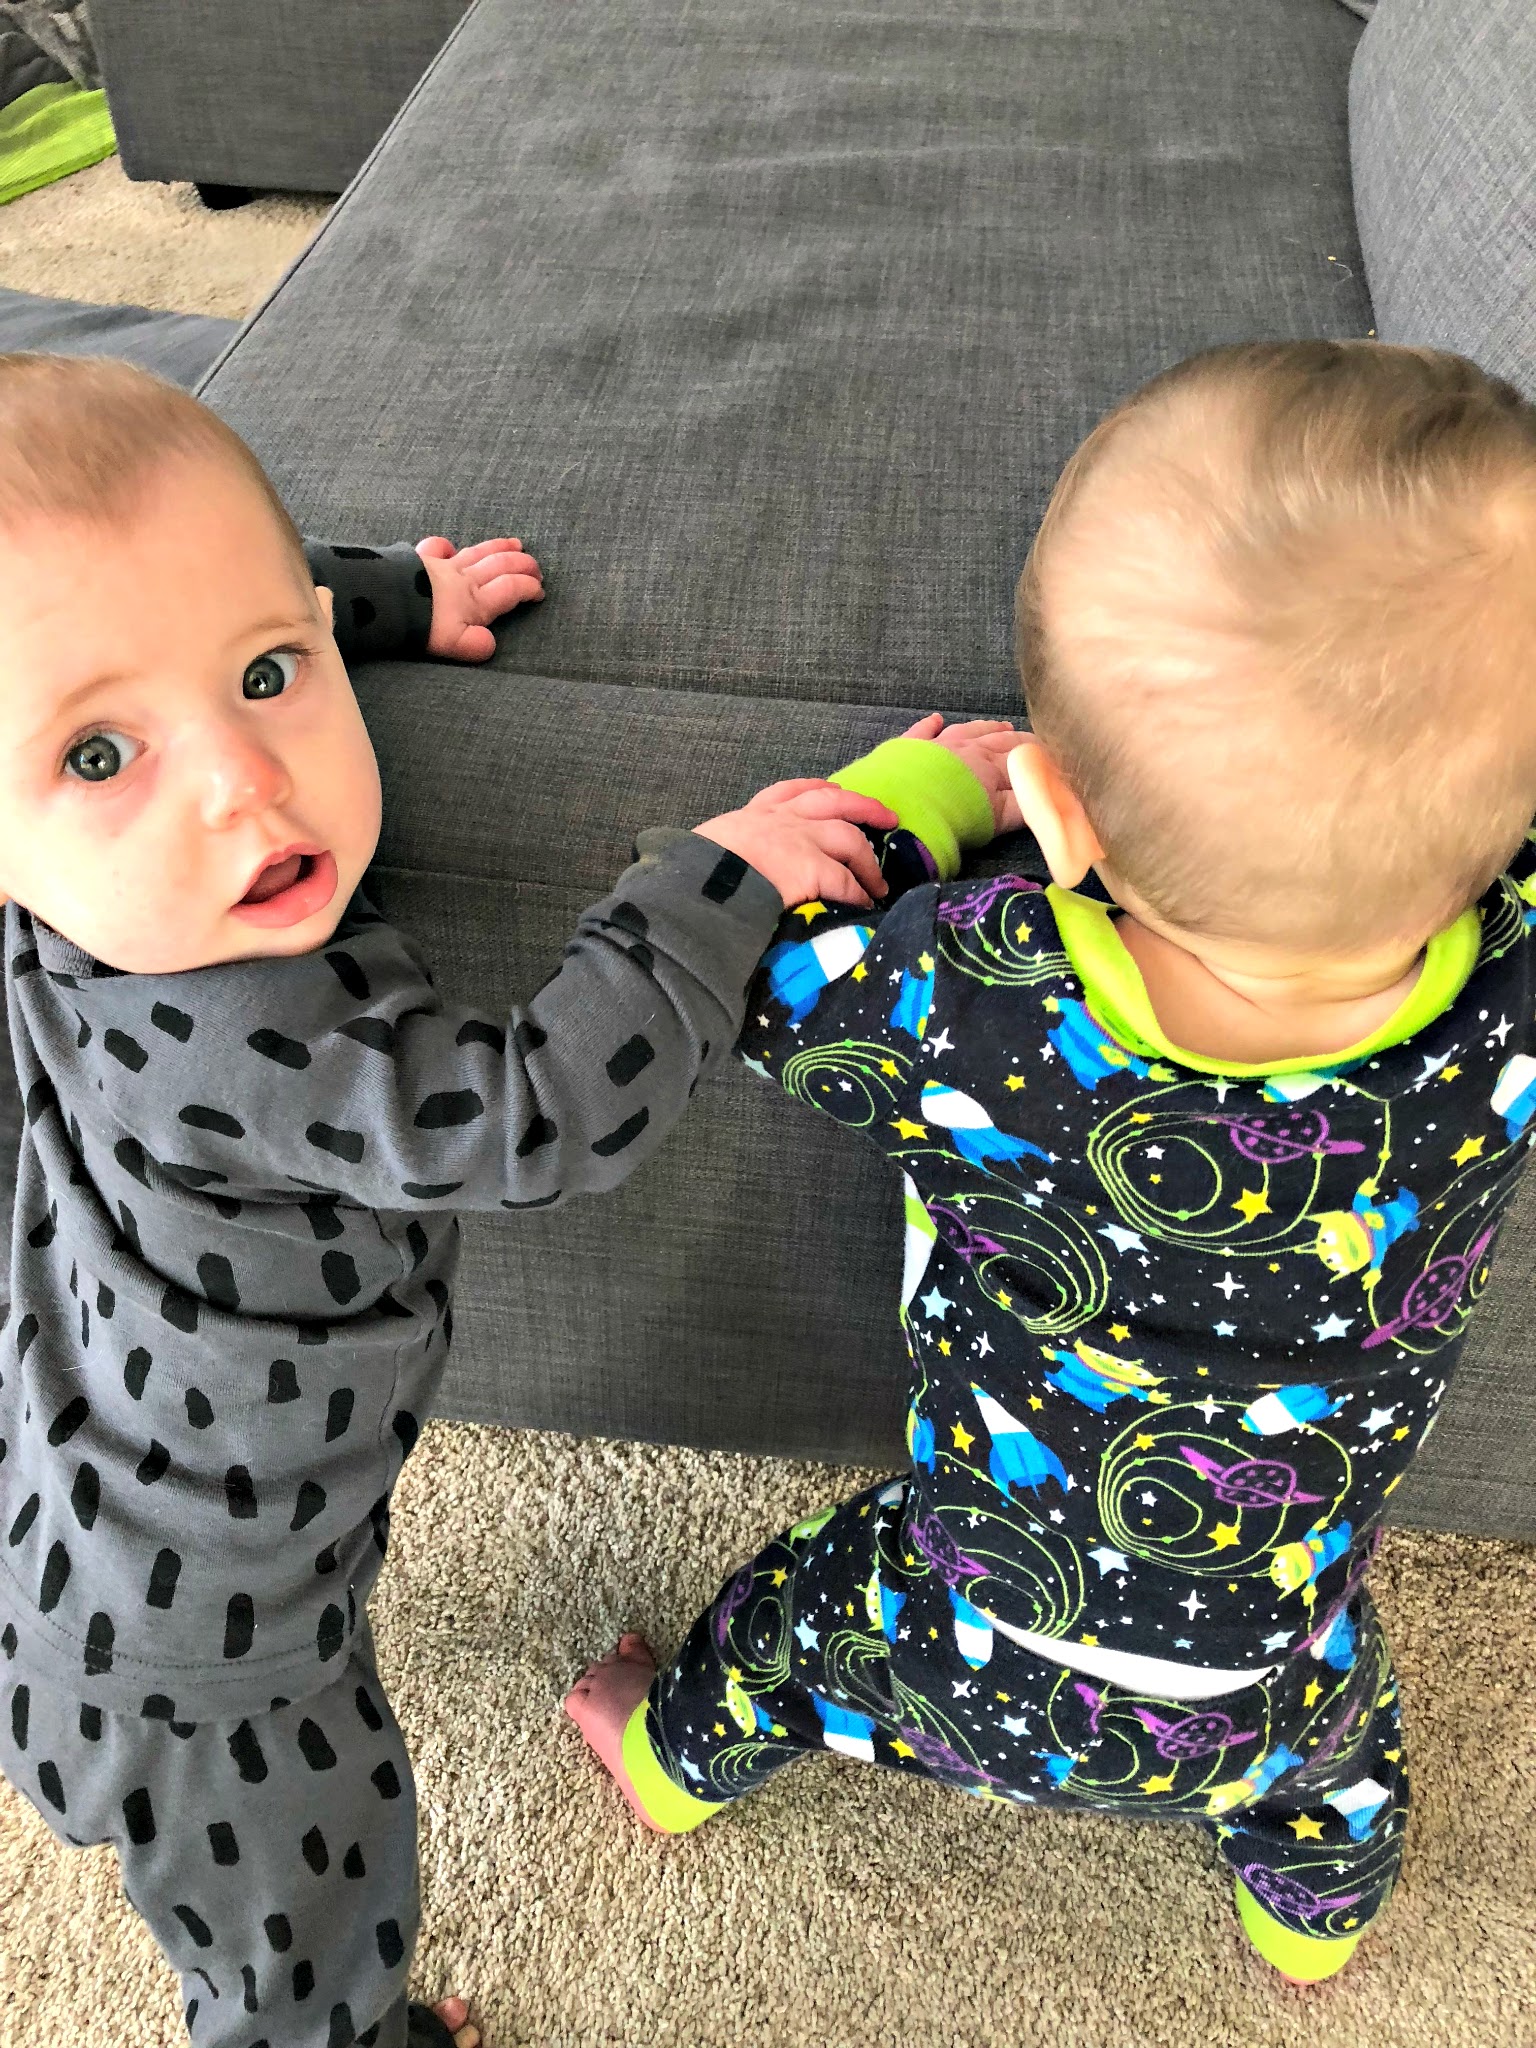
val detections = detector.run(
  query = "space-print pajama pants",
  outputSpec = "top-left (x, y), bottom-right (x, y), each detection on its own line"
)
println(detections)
top-left (624, 1483), bottom-right (1410, 1951)
top-left (0, 1622), bottom-right (422, 2048)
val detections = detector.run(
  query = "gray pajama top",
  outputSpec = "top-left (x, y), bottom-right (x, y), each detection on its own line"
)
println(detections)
top-left (0, 542), bottom-right (783, 1722)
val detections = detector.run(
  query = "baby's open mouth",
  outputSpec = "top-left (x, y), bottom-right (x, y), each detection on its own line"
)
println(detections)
top-left (241, 852), bottom-right (316, 905)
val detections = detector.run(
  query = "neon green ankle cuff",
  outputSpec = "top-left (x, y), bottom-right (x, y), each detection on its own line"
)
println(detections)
top-left (1234, 1877), bottom-right (1364, 1981)
top-left (620, 1700), bottom-right (725, 1835)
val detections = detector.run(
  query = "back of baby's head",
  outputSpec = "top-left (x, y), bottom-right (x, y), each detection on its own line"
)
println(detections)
top-left (0, 351), bottom-right (306, 574)
top-left (1016, 340), bottom-right (1536, 956)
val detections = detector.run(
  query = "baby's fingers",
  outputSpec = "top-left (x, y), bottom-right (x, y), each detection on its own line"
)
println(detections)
top-left (901, 712), bottom-right (946, 739)
top-left (454, 535), bottom-right (526, 564)
top-left (810, 820), bottom-right (888, 899)
top-left (474, 568), bottom-right (546, 614)
top-left (811, 856), bottom-right (874, 910)
top-left (786, 786), bottom-right (899, 829)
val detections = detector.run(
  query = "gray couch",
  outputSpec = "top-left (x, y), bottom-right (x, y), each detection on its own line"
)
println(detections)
top-left (65, 0), bottom-right (1536, 1537)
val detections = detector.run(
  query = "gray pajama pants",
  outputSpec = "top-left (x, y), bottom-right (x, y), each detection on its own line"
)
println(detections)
top-left (0, 1625), bottom-right (421, 2048)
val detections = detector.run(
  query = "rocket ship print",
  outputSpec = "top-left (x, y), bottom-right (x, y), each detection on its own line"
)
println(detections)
top-left (1046, 997), bottom-right (1173, 1091)
top-left (1492, 1053), bottom-right (1536, 1142)
top-left (901, 1175), bottom-right (938, 1313)
top-left (812, 1693), bottom-right (877, 1761)
top-left (1205, 1744), bottom-right (1306, 1816)
top-left (950, 1587), bottom-right (994, 1668)
top-left (762, 925), bottom-right (875, 1025)
top-left (972, 1384), bottom-right (1071, 1499)
top-left (920, 1081), bottom-right (1052, 1170)
top-left (1241, 1383), bottom-right (1343, 1435)
top-left (891, 954), bottom-right (937, 1041)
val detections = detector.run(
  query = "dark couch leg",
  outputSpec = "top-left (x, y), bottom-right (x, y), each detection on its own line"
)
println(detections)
top-left (194, 182), bottom-right (255, 210)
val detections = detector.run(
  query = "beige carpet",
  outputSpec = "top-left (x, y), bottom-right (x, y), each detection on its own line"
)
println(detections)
top-left (2, 155), bottom-right (1534, 2048)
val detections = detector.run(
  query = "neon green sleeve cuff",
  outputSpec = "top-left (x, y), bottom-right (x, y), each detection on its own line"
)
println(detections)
top-left (830, 737), bottom-right (996, 880)
top-left (620, 1700), bottom-right (726, 1834)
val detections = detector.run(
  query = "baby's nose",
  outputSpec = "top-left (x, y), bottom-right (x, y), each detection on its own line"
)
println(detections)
top-left (197, 733), bottom-right (291, 825)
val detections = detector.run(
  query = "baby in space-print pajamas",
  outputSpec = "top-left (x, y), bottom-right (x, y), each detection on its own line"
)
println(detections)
top-left (0, 521), bottom-right (897, 2048)
top-left (588, 739), bottom-right (1536, 1983)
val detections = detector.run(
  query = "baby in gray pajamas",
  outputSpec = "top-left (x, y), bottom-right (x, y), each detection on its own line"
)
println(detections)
top-left (0, 353), bottom-right (899, 2048)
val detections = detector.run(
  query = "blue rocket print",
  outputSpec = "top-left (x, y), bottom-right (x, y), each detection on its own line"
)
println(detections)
top-left (907, 1401), bottom-right (937, 1474)
top-left (762, 924), bottom-right (875, 1025)
top-left (1326, 1778), bottom-right (1391, 1842)
top-left (1047, 997), bottom-right (1160, 1091)
top-left (891, 956), bottom-right (936, 1040)
top-left (811, 1693), bottom-right (877, 1761)
top-left (1241, 1383), bottom-right (1344, 1435)
top-left (950, 1587), bottom-right (994, 1668)
top-left (1492, 1053), bottom-right (1536, 1142)
top-left (972, 1384), bottom-right (1071, 1499)
top-left (919, 1080), bottom-right (1051, 1169)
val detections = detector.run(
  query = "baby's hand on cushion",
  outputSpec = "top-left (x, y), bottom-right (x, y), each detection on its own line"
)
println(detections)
top-left (417, 534), bottom-right (545, 662)
top-left (902, 712), bottom-right (1027, 833)
top-left (694, 781), bottom-right (899, 909)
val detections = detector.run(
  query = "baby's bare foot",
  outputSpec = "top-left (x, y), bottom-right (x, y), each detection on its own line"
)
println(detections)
top-left (427, 1995), bottom-right (480, 2048)
top-left (563, 1633), bottom-right (665, 1832)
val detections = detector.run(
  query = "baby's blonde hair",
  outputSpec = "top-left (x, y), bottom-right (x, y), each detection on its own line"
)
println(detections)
top-left (0, 352), bottom-right (310, 586)
top-left (1015, 340), bottom-right (1536, 957)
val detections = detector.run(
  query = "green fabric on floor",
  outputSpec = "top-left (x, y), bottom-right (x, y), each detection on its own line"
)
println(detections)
top-left (0, 81), bottom-right (114, 205)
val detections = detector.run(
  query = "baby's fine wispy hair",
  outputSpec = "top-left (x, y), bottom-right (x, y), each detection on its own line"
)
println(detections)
top-left (0, 352), bottom-right (310, 586)
top-left (1015, 340), bottom-right (1536, 956)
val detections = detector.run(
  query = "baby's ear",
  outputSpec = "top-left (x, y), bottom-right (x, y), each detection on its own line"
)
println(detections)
top-left (1006, 737), bottom-right (1104, 889)
top-left (314, 583), bottom-right (334, 629)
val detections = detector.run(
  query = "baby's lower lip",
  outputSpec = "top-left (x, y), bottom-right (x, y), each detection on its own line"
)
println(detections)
top-left (230, 849), bottom-right (338, 927)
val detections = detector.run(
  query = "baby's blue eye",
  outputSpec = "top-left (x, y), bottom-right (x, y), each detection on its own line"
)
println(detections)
top-left (64, 730), bottom-right (141, 782)
top-left (243, 648), bottom-right (300, 700)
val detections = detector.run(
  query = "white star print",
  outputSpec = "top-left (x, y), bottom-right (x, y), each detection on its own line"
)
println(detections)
top-left (794, 1620), bottom-right (820, 1650)
top-left (1213, 1271), bottom-right (1246, 1300)
top-left (1035, 1178), bottom-right (1055, 1194)
top-left (1262, 1631), bottom-right (1293, 1651)
top-left (1213, 1321), bottom-right (1237, 1337)
top-left (1146, 1145), bottom-right (1164, 1159)
top-left (1179, 1590), bottom-right (1206, 1620)
top-left (953, 1680), bottom-right (975, 1699)
top-left (1491, 1016), bottom-right (1513, 1045)
top-left (928, 1028), bottom-right (955, 1054)
top-left (1089, 1546), bottom-right (1130, 1576)
top-left (1313, 1313), bottom-right (1354, 1340)
top-left (1198, 1396), bottom-right (1220, 1423)
top-left (1002, 1714), bottom-right (1030, 1737)
top-left (1361, 1404), bottom-right (1398, 1434)
top-left (1413, 1050), bottom-right (1453, 1088)
top-left (1099, 1224), bottom-right (1147, 1255)
top-left (920, 1287), bottom-right (953, 1321)
top-left (975, 1332), bottom-right (993, 1358)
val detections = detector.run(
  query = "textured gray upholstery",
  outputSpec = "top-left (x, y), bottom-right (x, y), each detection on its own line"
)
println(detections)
top-left (29, 0), bottom-right (1533, 1535)
top-left (1351, 0), bottom-right (1536, 399)
top-left (89, 0), bottom-right (469, 193)
top-left (0, 285), bottom-right (235, 387)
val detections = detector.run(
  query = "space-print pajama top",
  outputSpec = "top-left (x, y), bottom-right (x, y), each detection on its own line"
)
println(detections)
top-left (0, 542), bottom-right (784, 1723)
top-left (736, 748), bottom-right (1536, 1761)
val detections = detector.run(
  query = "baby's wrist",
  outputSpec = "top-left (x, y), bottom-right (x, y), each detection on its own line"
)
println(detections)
top-left (830, 737), bottom-right (995, 878)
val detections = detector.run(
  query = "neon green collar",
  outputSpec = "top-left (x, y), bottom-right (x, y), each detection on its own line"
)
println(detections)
top-left (1046, 885), bottom-right (1483, 1078)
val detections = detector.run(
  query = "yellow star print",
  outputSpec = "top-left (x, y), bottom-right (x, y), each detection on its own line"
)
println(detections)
top-left (1140, 1772), bottom-right (1177, 1795)
top-left (880, 1059), bottom-right (900, 1076)
top-left (1134, 1433), bottom-right (1154, 1450)
top-left (951, 1422), bottom-right (975, 1453)
top-left (918, 952), bottom-right (935, 973)
top-left (1303, 1680), bottom-right (1322, 1707)
top-left (1451, 1135), bottom-right (1486, 1165)
top-left (1441, 1064), bottom-right (1461, 1082)
top-left (714, 1723), bottom-right (726, 1737)
top-left (1232, 1188), bottom-right (1271, 1223)
top-left (891, 1738), bottom-right (916, 1759)
top-left (1028, 1395), bottom-right (1043, 1410)
top-left (1208, 1521), bottom-right (1241, 1551)
top-left (1108, 1324), bottom-right (1130, 1342)
top-left (851, 962), bottom-right (868, 982)
top-left (1006, 1073), bottom-right (1026, 1091)
top-left (1287, 1814), bottom-right (1325, 1841)
top-left (938, 1338), bottom-right (952, 1356)
top-left (793, 901), bottom-right (825, 922)
top-left (891, 1118), bottom-right (928, 1141)
top-left (771, 1569), bottom-right (788, 1586)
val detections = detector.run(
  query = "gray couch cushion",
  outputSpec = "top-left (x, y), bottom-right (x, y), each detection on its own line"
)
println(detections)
top-left (1350, 0), bottom-right (1535, 398)
top-left (0, 285), bottom-right (235, 388)
top-left (90, 0), bottom-right (470, 194)
top-left (200, 0), bottom-right (1370, 714)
